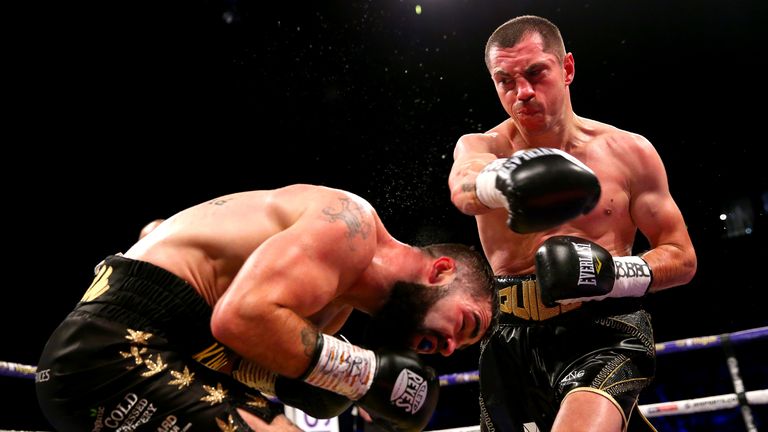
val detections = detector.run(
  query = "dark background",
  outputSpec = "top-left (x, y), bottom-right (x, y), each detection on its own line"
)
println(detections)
top-left (4, 0), bottom-right (766, 430)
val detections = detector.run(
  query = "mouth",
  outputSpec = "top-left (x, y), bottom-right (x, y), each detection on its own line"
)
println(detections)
top-left (516, 108), bottom-right (540, 117)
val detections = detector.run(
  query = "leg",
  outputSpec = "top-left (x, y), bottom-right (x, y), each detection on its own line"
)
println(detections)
top-left (552, 390), bottom-right (624, 432)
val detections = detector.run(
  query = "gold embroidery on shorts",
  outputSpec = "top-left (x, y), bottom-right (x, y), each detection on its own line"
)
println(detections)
top-left (245, 393), bottom-right (268, 408)
top-left (125, 329), bottom-right (153, 345)
top-left (498, 280), bottom-right (581, 321)
top-left (120, 346), bottom-right (148, 366)
top-left (201, 383), bottom-right (228, 405)
top-left (193, 342), bottom-right (231, 371)
top-left (168, 366), bottom-right (195, 389)
top-left (216, 414), bottom-right (238, 432)
top-left (82, 265), bottom-right (112, 302)
top-left (141, 354), bottom-right (168, 377)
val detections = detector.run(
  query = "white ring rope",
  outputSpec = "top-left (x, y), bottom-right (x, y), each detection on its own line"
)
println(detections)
top-left (640, 389), bottom-right (768, 418)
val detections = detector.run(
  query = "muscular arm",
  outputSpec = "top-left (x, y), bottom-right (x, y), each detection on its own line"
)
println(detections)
top-left (628, 136), bottom-right (697, 292)
top-left (211, 193), bottom-right (376, 378)
top-left (449, 133), bottom-right (502, 215)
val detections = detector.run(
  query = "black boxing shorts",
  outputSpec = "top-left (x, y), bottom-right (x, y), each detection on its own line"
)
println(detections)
top-left (478, 275), bottom-right (657, 432)
top-left (36, 254), bottom-right (282, 432)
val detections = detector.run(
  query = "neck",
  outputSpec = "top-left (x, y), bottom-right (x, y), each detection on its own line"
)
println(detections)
top-left (349, 242), bottom-right (424, 314)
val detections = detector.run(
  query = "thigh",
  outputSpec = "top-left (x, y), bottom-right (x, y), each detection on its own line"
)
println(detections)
top-left (553, 390), bottom-right (624, 432)
top-left (554, 310), bottom-right (656, 426)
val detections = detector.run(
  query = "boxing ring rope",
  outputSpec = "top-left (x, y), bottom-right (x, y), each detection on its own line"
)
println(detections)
top-left (3, 326), bottom-right (767, 431)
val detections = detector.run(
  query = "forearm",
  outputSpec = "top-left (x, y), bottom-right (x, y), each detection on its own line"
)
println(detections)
top-left (449, 157), bottom-right (497, 215)
top-left (641, 244), bottom-right (697, 293)
top-left (212, 305), bottom-right (318, 379)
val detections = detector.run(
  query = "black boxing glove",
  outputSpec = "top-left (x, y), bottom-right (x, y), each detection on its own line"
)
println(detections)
top-left (233, 359), bottom-right (353, 419)
top-left (475, 148), bottom-right (601, 233)
top-left (301, 334), bottom-right (439, 432)
top-left (535, 236), bottom-right (653, 307)
top-left (357, 348), bottom-right (440, 432)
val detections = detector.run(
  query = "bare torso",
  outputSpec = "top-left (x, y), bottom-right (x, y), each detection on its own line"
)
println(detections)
top-left (473, 117), bottom-right (642, 275)
top-left (124, 184), bottom-right (386, 332)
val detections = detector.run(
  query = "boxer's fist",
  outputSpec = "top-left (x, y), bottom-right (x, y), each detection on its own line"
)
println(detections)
top-left (535, 236), bottom-right (653, 306)
top-left (275, 376), bottom-right (353, 418)
top-left (302, 335), bottom-right (438, 431)
top-left (358, 348), bottom-right (439, 432)
top-left (475, 148), bottom-right (601, 233)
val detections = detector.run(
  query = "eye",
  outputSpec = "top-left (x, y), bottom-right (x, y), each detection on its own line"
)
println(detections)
top-left (527, 67), bottom-right (545, 81)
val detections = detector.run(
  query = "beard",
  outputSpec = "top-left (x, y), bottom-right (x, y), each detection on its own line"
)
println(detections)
top-left (362, 281), bottom-right (446, 350)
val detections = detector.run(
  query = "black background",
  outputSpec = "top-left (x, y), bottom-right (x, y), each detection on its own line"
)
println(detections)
top-left (3, 0), bottom-right (767, 430)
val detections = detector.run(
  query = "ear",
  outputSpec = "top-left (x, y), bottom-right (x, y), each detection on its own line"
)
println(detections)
top-left (429, 257), bottom-right (456, 284)
top-left (563, 52), bottom-right (575, 85)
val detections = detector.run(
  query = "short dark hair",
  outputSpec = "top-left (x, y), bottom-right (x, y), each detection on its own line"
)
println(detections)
top-left (484, 15), bottom-right (566, 71)
top-left (421, 243), bottom-right (494, 303)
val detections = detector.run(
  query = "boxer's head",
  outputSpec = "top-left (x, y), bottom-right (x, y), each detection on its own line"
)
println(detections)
top-left (366, 243), bottom-right (495, 356)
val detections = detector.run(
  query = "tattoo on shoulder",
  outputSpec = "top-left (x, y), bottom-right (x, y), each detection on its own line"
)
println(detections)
top-left (461, 183), bottom-right (476, 192)
top-left (322, 197), bottom-right (372, 241)
top-left (300, 327), bottom-right (317, 359)
top-left (208, 197), bottom-right (234, 206)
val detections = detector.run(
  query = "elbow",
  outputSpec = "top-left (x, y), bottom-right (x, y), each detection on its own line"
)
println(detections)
top-left (449, 189), bottom-right (470, 215)
top-left (210, 301), bottom-right (239, 348)
top-left (682, 250), bottom-right (698, 285)
top-left (670, 246), bottom-right (697, 287)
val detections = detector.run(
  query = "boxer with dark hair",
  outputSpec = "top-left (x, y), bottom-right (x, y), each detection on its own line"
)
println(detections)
top-left (36, 184), bottom-right (496, 432)
top-left (447, 15), bottom-right (697, 432)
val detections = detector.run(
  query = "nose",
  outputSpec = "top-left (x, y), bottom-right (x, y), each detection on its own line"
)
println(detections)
top-left (439, 339), bottom-right (457, 357)
top-left (516, 79), bottom-right (534, 101)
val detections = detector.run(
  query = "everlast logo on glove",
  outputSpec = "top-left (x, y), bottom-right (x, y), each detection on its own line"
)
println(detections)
top-left (390, 368), bottom-right (427, 414)
top-left (573, 241), bottom-right (600, 286)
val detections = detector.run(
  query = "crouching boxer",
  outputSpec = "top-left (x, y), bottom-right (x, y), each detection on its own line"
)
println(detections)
top-left (36, 184), bottom-right (496, 432)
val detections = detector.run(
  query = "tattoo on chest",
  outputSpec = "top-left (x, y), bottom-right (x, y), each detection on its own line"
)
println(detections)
top-left (322, 198), bottom-right (372, 240)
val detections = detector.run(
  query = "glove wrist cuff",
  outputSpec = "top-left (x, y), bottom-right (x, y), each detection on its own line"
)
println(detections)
top-left (610, 256), bottom-right (653, 298)
top-left (304, 334), bottom-right (376, 400)
top-left (475, 159), bottom-right (509, 209)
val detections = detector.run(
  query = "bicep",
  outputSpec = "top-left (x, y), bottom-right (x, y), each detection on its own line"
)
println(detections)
top-left (629, 140), bottom-right (696, 288)
top-left (628, 141), bottom-right (686, 247)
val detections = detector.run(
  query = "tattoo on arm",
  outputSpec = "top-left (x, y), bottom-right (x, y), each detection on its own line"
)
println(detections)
top-left (461, 183), bottom-right (476, 193)
top-left (300, 327), bottom-right (318, 360)
top-left (322, 198), bottom-right (372, 241)
top-left (208, 197), bottom-right (234, 206)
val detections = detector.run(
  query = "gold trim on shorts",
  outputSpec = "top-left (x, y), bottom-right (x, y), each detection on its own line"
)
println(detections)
top-left (497, 278), bottom-right (581, 321)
